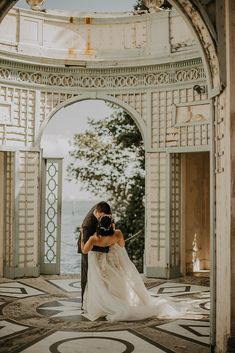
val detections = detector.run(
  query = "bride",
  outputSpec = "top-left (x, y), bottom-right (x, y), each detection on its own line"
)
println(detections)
top-left (81, 215), bottom-right (191, 322)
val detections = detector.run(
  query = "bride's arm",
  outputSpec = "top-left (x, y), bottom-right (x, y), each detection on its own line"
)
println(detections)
top-left (81, 234), bottom-right (97, 254)
top-left (82, 233), bottom-right (111, 253)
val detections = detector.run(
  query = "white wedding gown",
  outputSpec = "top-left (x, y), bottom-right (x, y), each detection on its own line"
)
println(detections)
top-left (83, 244), bottom-right (190, 322)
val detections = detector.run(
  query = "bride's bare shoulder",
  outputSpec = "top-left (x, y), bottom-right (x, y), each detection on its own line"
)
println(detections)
top-left (114, 229), bottom-right (125, 246)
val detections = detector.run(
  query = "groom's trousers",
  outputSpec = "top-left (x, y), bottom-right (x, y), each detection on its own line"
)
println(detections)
top-left (81, 252), bottom-right (88, 307)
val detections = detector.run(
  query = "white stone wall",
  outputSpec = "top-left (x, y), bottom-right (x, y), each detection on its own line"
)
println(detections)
top-left (0, 86), bottom-right (36, 147)
top-left (151, 88), bottom-right (210, 149)
top-left (0, 8), bottom-right (209, 279)
top-left (17, 151), bottom-right (40, 273)
top-left (0, 8), bottom-right (197, 65)
top-left (0, 61), bottom-right (208, 277)
top-left (145, 152), bottom-right (167, 276)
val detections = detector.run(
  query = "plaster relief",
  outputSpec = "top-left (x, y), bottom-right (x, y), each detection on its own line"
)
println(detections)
top-left (172, 101), bottom-right (210, 126)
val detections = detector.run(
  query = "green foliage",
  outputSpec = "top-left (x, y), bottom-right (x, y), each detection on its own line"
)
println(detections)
top-left (133, 0), bottom-right (172, 11)
top-left (161, 1), bottom-right (172, 10)
top-left (67, 105), bottom-right (145, 271)
top-left (133, 0), bottom-right (149, 11)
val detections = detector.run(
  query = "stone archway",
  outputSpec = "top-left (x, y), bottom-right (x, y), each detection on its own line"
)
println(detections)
top-left (39, 94), bottom-right (146, 275)
top-left (38, 92), bottom-right (146, 148)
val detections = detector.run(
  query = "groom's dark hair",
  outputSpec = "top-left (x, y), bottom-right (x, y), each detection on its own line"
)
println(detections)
top-left (97, 215), bottom-right (115, 236)
top-left (96, 201), bottom-right (111, 214)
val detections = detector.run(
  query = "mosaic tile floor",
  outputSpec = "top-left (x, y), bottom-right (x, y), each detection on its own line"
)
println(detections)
top-left (36, 298), bottom-right (87, 321)
top-left (0, 320), bottom-right (30, 339)
top-left (47, 279), bottom-right (81, 293)
top-left (0, 277), bottom-right (211, 353)
top-left (0, 282), bottom-right (46, 298)
top-left (148, 282), bottom-right (209, 297)
top-left (153, 319), bottom-right (210, 346)
top-left (15, 330), bottom-right (176, 353)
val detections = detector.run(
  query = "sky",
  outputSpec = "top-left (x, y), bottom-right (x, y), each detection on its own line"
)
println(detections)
top-left (16, 0), bottom-right (136, 12)
top-left (41, 100), bottom-right (114, 201)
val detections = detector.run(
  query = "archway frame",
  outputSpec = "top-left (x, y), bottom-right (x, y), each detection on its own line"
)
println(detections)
top-left (38, 92), bottom-right (147, 148)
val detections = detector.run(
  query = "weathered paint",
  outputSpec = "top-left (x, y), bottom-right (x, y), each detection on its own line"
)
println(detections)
top-left (85, 17), bottom-right (92, 24)
top-left (67, 47), bottom-right (77, 59)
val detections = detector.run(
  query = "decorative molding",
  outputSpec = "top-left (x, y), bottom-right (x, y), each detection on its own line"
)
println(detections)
top-left (172, 100), bottom-right (211, 127)
top-left (0, 102), bottom-right (13, 125)
top-left (0, 58), bottom-right (206, 89)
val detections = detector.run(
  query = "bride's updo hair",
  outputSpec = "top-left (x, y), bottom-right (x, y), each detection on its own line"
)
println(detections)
top-left (97, 215), bottom-right (115, 237)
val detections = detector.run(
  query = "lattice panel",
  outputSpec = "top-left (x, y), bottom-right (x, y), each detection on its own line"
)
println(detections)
top-left (0, 85), bottom-right (35, 146)
top-left (4, 151), bottom-right (14, 268)
top-left (151, 87), bottom-right (210, 149)
top-left (170, 153), bottom-right (181, 269)
top-left (17, 151), bottom-right (40, 268)
top-left (41, 159), bottom-right (62, 275)
top-left (145, 152), bottom-right (167, 267)
top-left (44, 162), bottom-right (59, 264)
top-left (39, 91), bottom-right (74, 125)
top-left (111, 93), bottom-right (147, 122)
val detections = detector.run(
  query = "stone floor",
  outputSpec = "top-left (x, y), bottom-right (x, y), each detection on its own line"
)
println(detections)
top-left (0, 275), bottom-right (211, 353)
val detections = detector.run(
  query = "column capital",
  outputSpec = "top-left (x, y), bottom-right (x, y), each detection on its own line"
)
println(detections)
top-left (26, 0), bottom-right (45, 11)
top-left (144, 0), bottom-right (164, 12)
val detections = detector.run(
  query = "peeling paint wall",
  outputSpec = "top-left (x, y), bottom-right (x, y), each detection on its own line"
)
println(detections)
top-left (0, 8), bottom-right (197, 64)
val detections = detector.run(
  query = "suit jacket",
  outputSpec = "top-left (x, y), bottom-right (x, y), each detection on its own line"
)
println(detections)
top-left (81, 205), bottom-right (109, 253)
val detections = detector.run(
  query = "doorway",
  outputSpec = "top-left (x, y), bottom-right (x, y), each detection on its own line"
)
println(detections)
top-left (181, 152), bottom-right (210, 276)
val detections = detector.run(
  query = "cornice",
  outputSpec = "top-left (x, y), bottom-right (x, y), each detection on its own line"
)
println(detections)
top-left (0, 57), bottom-right (206, 89)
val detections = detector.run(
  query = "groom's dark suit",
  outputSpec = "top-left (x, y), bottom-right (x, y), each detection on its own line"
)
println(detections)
top-left (80, 205), bottom-right (109, 306)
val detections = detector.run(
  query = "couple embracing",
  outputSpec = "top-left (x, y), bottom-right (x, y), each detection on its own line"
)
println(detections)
top-left (78, 201), bottom-right (193, 322)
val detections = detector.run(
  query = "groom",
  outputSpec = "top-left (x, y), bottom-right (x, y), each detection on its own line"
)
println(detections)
top-left (79, 201), bottom-right (112, 308)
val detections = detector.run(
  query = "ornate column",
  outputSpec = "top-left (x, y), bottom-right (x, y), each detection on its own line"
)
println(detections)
top-left (144, 0), bottom-right (164, 12)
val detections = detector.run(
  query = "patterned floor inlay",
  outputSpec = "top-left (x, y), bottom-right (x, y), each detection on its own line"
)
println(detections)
top-left (17, 330), bottom-right (175, 353)
top-left (0, 282), bottom-right (46, 298)
top-left (148, 282), bottom-right (209, 297)
top-left (192, 299), bottom-right (210, 315)
top-left (0, 301), bottom-right (5, 311)
top-left (47, 279), bottom-right (81, 293)
top-left (36, 298), bottom-right (89, 321)
top-left (0, 320), bottom-right (29, 339)
top-left (153, 319), bottom-right (210, 346)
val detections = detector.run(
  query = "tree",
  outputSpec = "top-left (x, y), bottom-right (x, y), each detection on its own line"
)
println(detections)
top-left (133, 0), bottom-right (172, 12)
top-left (67, 105), bottom-right (145, 271)
top-left (133, 0), bottom-right (149, 12)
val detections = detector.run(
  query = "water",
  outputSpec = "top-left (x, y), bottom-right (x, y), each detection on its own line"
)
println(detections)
top-left (60, 199), bottom-right (98, 274)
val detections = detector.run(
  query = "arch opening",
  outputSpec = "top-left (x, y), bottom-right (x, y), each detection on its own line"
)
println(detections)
top-left (40, 98), bottom-right (146, 275)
